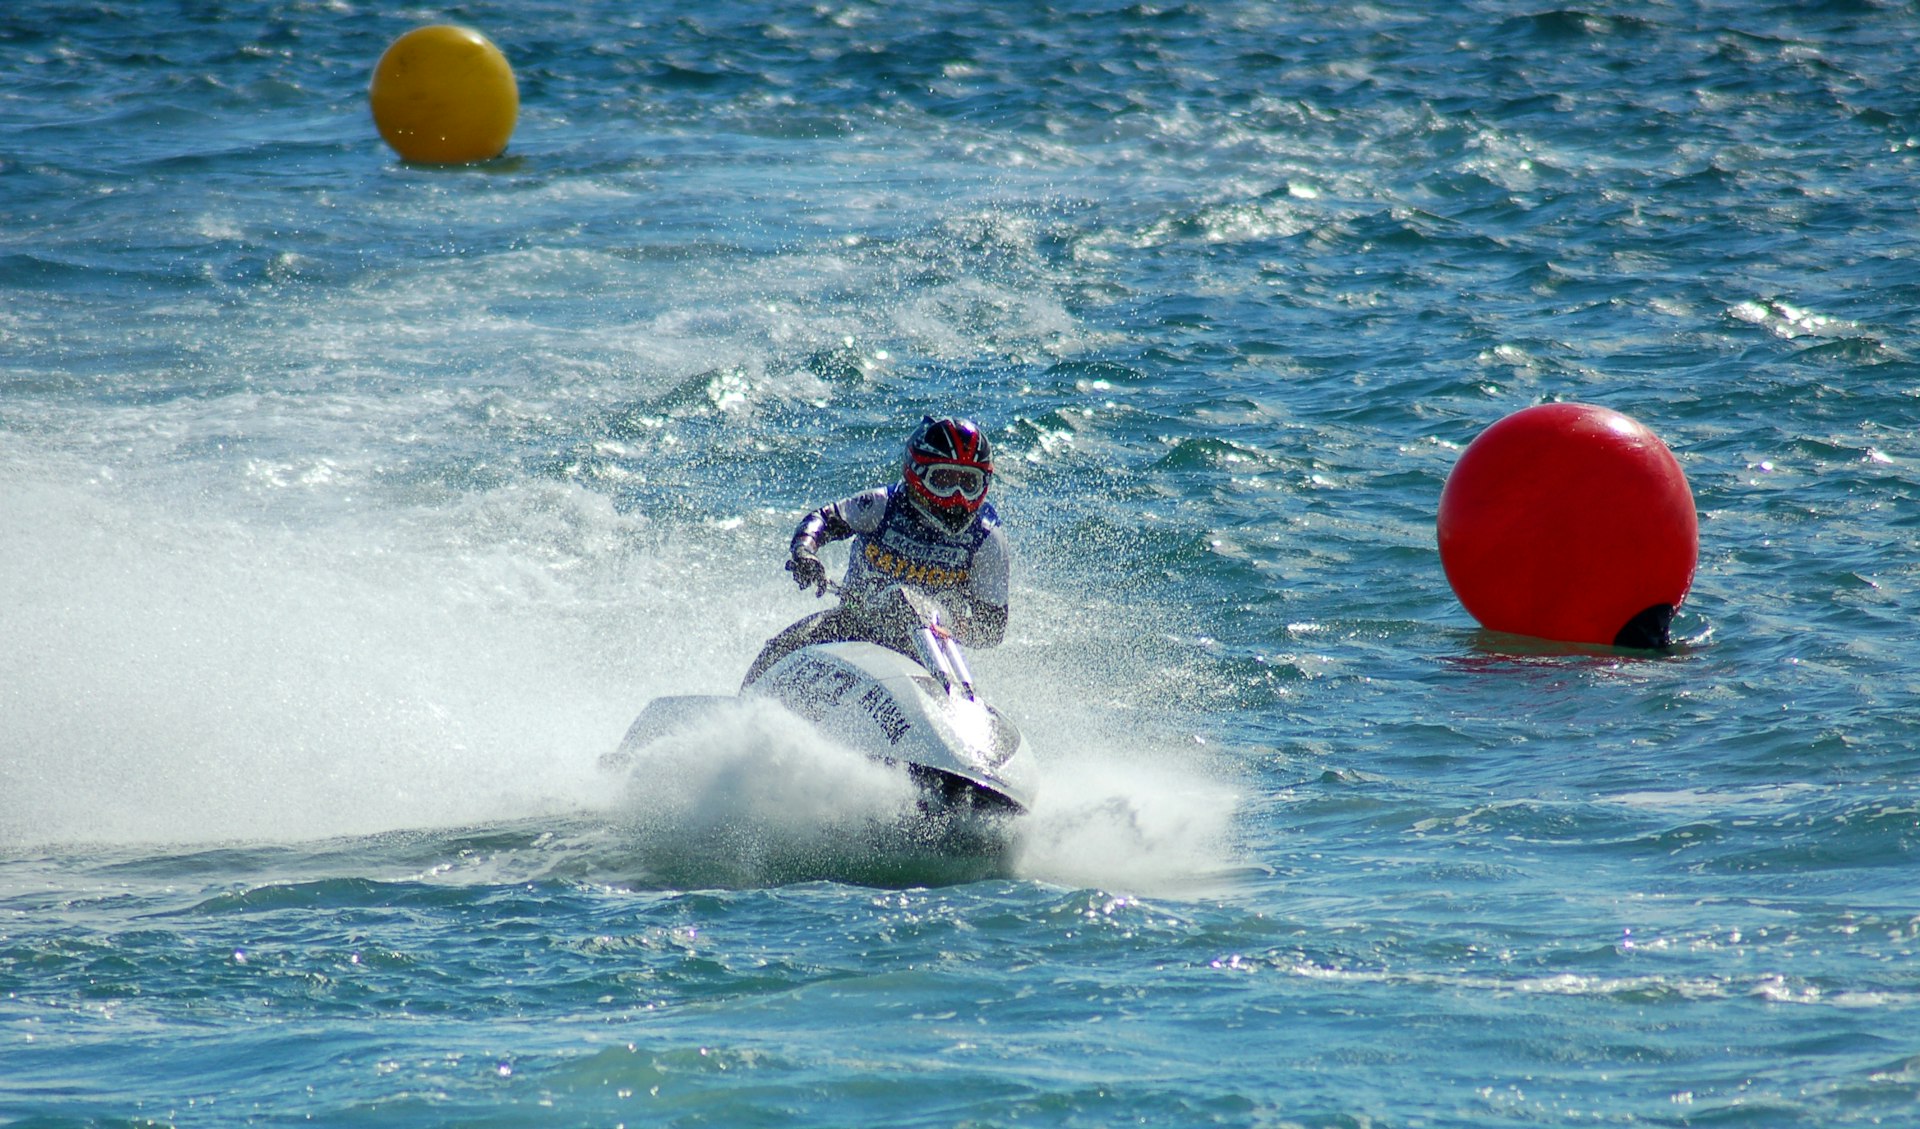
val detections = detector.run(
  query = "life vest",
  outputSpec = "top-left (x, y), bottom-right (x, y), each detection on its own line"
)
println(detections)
top-left (843, 484), bottom-right (999, 596)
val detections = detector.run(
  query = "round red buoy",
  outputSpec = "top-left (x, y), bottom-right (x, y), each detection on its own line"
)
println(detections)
top-left (1438, 403), bottom-right (1698, 649)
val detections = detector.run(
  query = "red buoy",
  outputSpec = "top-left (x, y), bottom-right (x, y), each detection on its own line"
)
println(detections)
top-left (1438, 403), bottom-right (1698, 648)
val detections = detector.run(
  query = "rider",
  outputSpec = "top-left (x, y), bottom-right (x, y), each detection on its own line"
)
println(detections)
top-left (741, 415), bottom-right (1009, 687)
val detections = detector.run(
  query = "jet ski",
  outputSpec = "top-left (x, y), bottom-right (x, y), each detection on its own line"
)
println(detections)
top-left (604, 584), bottom-right (1036, 826)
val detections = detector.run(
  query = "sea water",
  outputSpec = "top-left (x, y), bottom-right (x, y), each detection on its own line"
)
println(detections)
top-left (3, 0), bottom-right (1918, 1124)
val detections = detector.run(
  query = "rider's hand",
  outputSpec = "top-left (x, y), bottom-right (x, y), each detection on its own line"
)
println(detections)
top-left (786, 552), bottom-right (827, 596)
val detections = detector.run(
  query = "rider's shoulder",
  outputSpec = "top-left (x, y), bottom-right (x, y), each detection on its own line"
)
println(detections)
top-left (839, 485), bottom-right (893, 528)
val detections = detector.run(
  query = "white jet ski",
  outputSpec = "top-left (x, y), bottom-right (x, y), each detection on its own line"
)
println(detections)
top-left (605, 584), bottom-right (1036, 823)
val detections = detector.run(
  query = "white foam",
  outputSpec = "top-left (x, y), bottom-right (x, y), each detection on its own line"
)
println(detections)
top-left (0, 471), bottom-right (767, 849)
top-left (604, 697), bottom-right (925, 886)
top-left (0, 459), bottom-right (1244, 893)
top-left (1010, 743), bottom-right (1244, 896)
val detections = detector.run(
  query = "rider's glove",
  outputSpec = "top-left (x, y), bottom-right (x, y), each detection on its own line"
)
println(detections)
top-left (786, 551), bottom-right (827, 595)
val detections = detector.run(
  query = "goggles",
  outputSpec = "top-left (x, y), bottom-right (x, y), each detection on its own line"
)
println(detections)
top-left (919, 461), bottom-right (989, 501)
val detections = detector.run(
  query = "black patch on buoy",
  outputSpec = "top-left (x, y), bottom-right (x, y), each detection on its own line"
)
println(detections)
top-left (1614, 603), bottom-right (1675, 650)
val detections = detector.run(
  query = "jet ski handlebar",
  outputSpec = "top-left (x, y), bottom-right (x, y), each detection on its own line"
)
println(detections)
top-left (824, 580), bottom-right (977, 702)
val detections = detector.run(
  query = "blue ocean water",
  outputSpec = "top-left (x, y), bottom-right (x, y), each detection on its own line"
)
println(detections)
top-left (4, 0), bottom-right (1919, 1124)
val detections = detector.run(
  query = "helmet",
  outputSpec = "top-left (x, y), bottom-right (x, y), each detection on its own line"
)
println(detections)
top-left (902, 415), bottom-right (993, 532)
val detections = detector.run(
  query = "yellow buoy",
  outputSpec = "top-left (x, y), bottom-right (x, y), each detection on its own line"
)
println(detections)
top-left (369, 25), bottom-right (518, 164)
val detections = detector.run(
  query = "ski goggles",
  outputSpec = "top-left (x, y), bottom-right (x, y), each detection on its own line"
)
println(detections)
top-left (919, 462), bottom-right (989, 501)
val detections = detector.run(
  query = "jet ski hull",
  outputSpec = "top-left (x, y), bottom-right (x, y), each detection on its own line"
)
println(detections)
top-left (748, 641), bottom-right (1035, 815)
top-left (607, 641), bottom-right (1035, 821)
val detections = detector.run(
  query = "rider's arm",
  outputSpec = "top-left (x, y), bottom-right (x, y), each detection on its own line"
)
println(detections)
top-left (791, 487), bottom-right (889, 558)
top-left (955, 601), bottom-right (1007, 647)
top-left (948, 524), bottom-right (1009, 647)
top-left (790, 502), bottom-right (855, 558)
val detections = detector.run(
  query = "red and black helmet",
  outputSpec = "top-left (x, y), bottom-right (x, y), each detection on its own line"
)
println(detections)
top-left (902, 416), bottom-right (993, 531)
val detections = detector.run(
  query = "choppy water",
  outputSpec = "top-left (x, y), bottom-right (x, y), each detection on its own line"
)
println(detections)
top-left (4, 0), bottom-right (1919, 1124)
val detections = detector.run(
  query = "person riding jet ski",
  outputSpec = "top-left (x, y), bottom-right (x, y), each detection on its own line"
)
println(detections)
top-left (742, 416), bottom-right (1010, 688)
